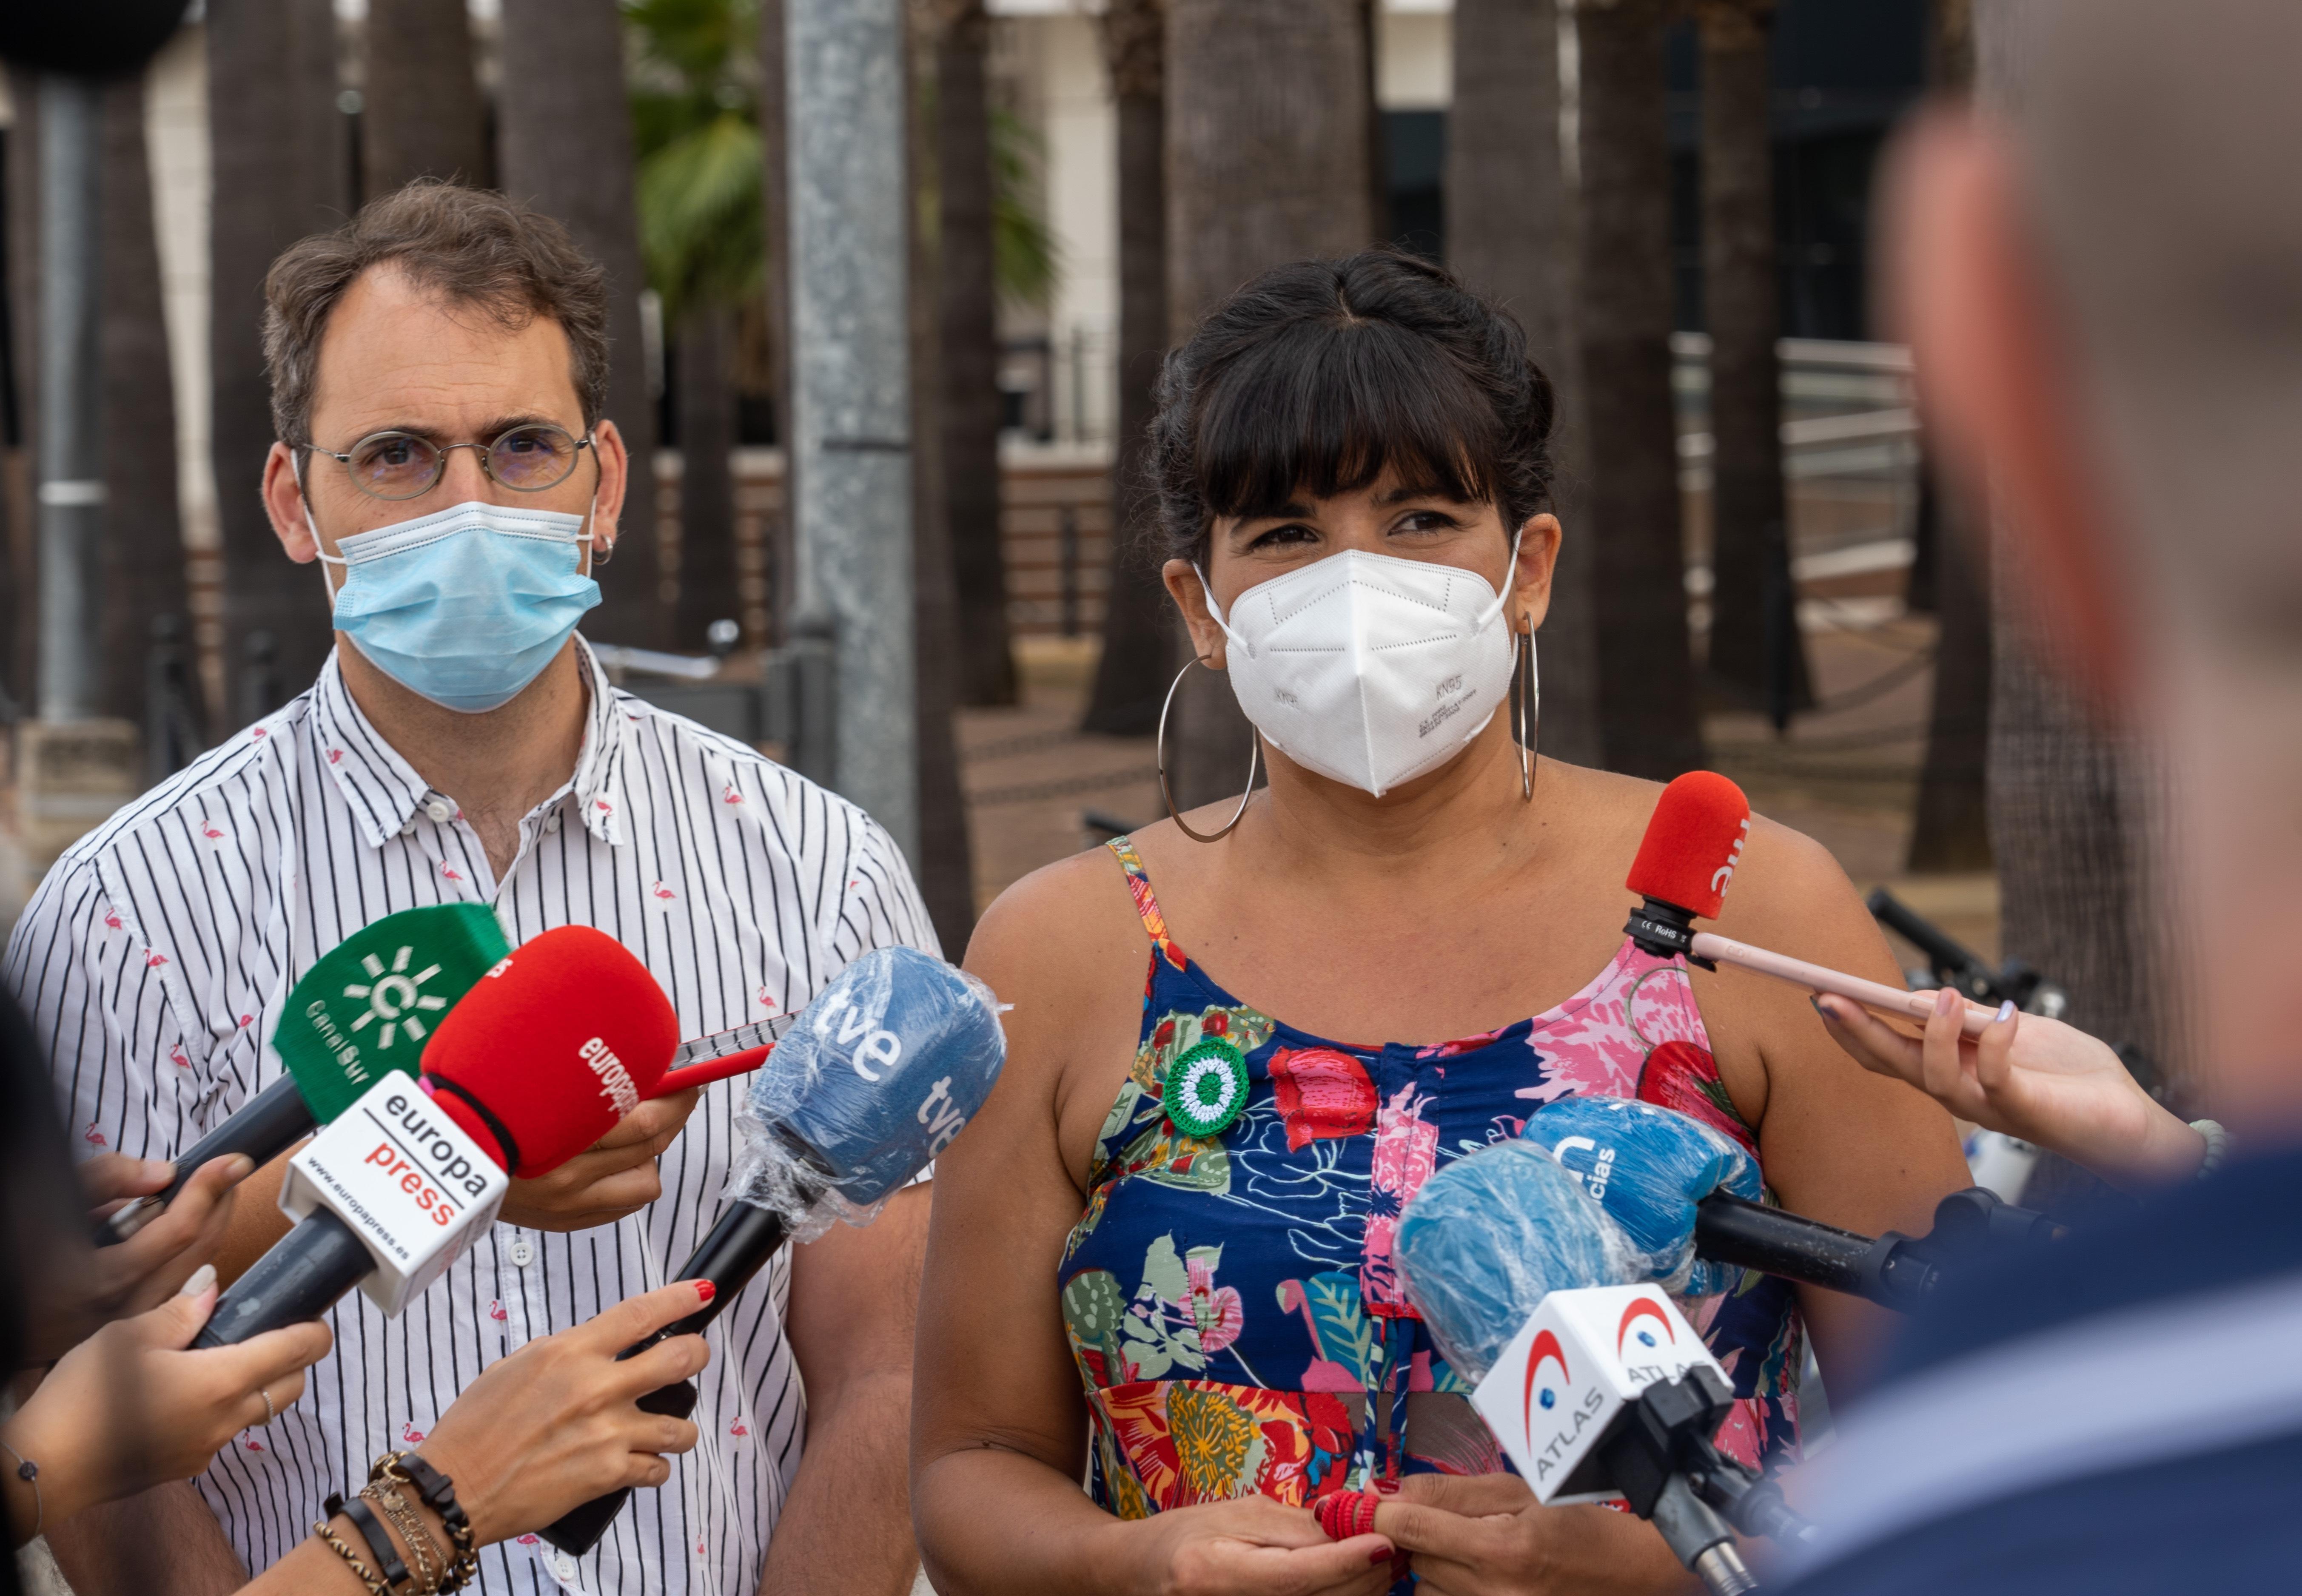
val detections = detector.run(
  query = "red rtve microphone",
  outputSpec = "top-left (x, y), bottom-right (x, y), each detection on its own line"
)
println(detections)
top-left (1621, 770), bottom-right (1999, 1039)
top-left (1623, 772), bottom-right (1752, 964)
top-left (419, 925), bottom-right (680, 1177)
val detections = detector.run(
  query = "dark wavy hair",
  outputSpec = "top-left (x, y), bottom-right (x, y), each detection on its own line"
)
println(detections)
top-left (1146, 250), bottom-right (1557, 566)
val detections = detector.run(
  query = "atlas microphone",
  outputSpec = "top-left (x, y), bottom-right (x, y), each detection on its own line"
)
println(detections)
top-left (103, 904), bottom-right (513, 1242)
top-left (1521, 1097), bottom-right (2063, 1314)
top-left (1394, 1141), bottom-right (1812, 1596)
top-left (538, 944), bottom-right (1010, 1555)
top-left (1624, 773), bottom-right (2001, 1040)
top-left (194, 925), bottom-right (681, 1348)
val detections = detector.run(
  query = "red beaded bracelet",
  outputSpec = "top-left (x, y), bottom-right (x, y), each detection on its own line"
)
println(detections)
top-left (1313, 1488), bottom-right (1381, 1542)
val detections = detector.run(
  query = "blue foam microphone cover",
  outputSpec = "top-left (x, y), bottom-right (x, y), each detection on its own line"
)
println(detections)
top-left (1394, 1139), bottom-right (1640, 1382)
top-left (1519, 1097), bottom-right (1763, 1297)
top-left (729, 946), bottom-right (1008, 1238)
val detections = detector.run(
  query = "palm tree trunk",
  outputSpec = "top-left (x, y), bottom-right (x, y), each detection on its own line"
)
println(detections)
top-left (5, 66), bottom-right (42, 715)
top-left (670, 305), bottom-right (738, 651)
top-left (209, 0), bottom-right (348, 714)
top-left (1080, 0), bottom-right (1171, 737)
top-left (1164, 0), bottom-right (1371, 808)
top-left (1904, 0), bottom-right (1991, 871)
top-left (496, 0), bottom-right (668, 650)
top-left (759, 0), bottom-right (793, 645)
top-left (1577, 0), bottom-right (1704, 780)
top-left (100, 76), bottom-right (190, 734)
top-left (361, 0), bottom-right (487, 196)
top-left (1447, 0), bottom-right (1601, 768)
top-left (1697, 0), bottom-right (1810, 716)
top-left (909, 2), bottom-right (979, 950)
top-left (936, 0), bottom-right (1019, 708)
top-left (1976, 0), bottom-right (2189, 1167)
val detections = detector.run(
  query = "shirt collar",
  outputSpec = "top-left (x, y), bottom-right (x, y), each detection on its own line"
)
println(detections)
top-left (311, 639), bottom-right (633, 850)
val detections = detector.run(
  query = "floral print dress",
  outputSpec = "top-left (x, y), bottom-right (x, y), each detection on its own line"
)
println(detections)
top-left (1060, 838), bottom-right (1803, 1537)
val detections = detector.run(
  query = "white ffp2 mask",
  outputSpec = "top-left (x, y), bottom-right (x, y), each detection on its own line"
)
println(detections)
top-left (1198, 542), bottom-right (1524, 798)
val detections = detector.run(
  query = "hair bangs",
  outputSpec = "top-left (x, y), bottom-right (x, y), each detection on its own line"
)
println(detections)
top-left (1192, 316), bottom-right (1504, 529)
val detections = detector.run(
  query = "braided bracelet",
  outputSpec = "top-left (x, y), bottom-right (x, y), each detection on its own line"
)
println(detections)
top-left (325, 1492), bottom-right (408, 1589)
top-left (2191, 1118), bottom-right (2231, 1178)
top-left (312, 1516), bottom-right (391, 1596)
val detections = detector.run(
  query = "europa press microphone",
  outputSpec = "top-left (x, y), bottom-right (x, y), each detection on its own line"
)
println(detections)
top-left (538, 944), bottom-right (1010, 1555)
top-left (103, 904), bottom-right (513, 1242)
top-left (194, 925), bottom-right (688, 1348)
top-left (1394, 1141), bottom-right (1816, 1596)
top-left (1523, 1097), bottom-right (2062, 1314)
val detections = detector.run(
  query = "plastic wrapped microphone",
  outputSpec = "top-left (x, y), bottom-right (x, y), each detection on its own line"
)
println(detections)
top-left (1519, 1098), bottom-right (1762, 1297)
top-left (1393, 1138), bottom-right (1641, 1381)
top-left (538, 944), bottom-right (1009, 1554)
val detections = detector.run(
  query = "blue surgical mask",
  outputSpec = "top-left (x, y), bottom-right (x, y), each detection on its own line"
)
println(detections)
top-left (315, 497), bottom-right (601, 713)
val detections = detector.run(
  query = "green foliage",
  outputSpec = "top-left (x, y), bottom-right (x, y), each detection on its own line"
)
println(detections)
top-left (625, 0), bottom-right (1060, 321)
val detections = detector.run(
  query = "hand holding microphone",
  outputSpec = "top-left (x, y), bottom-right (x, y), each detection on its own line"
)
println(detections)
top-left (1813, 987), bottom-right (2208, 1192)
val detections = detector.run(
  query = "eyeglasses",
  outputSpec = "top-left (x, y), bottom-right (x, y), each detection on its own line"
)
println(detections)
top-left (301, 424), bottom-right (595, 501)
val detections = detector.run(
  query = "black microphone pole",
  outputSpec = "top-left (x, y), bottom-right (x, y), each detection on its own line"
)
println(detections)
top-left (1693, 1186), bottom-right (2063, 1313)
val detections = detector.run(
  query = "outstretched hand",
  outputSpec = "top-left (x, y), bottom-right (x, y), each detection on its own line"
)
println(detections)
top-left (1812, 988), bottom-right (2203, 1190)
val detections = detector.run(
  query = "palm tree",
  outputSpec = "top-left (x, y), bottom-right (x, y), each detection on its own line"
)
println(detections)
top-left (1576, 0), bottom-right (1704, 780)
top-left (209, 0), bottom-right (348, 712)
top-left (906, 0), bottom-right (979, 951)
top-left (496, 0), bottom-right (668, 649)
top-left (626, 0), bottom-right (763, 654)
top-left (1906, 0), bottom-right (1990, 872)
top-left (100, 75), bottom-right (191, 735)
top-left (1446, 0), bottom-right (1602, 768)
top-left (934, 0), bottom-right (1019, 708)
top-left (1697, 0), bottom-right (1810, 720)
top-left (361, 0), bottom-right (488, 196)
top-left (1079, 0), bottom-right (1171, 737)
top-left (1163, 0), bottom-right (1371, 808)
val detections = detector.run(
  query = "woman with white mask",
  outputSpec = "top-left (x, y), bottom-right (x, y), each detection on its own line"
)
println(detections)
top-left (913, 252), bottom-right (1970, 1596)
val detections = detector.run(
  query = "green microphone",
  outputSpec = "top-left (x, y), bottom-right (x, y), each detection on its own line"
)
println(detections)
top-left (103, 904), bottom-right (510, 1242)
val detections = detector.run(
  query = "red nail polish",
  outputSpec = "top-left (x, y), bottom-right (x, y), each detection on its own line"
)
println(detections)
top-left (1367, 1547), bottom-right (1391, 1566)
top-left (694, 1280), bottom-right (715, 1304)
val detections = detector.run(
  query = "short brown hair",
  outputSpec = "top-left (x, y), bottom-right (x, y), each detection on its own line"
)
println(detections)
top-left (262, 180), bottom-right (611, 448)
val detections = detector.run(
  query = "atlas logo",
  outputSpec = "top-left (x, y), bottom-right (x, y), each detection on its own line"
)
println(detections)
top-left (1521, 1329), bottom-right (1571, 1448)
top-left (1710, 819), bottom-right (1751, 897)
top-left (343, 945), bottom-right (450, 1049)
top-left (1617, 1297), bottom-right (1677, 1356)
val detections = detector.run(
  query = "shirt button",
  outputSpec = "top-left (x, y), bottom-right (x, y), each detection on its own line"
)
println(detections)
top-left (544, 811), bottom-right (562, 834)
top-left (426, 799), bottom-right (453, 823)
top-left (507, 1238), bottom-right (536, 1267)
top-left (551, 1550), bottom-right (579, 1582)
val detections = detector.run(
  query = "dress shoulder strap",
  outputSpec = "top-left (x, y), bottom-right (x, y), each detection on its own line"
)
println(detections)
top-left (1104, 836), bottom-right (1185, 969)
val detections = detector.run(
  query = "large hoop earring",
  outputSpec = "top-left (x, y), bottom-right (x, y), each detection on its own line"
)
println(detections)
top-left (1513, 628), bottom-right (1539, 802)
top-left (1157, 658), bottom-right (1259, 843)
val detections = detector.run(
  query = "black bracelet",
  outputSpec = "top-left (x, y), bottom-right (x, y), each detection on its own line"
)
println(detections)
top-left (373, 1452), bottom-right (478, 1591)
top-left (326, 1491), bottom-right (409, 1588)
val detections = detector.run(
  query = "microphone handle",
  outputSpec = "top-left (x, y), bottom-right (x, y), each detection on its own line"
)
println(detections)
top-left (101, 1074), bottom-right (317, 1246)
top-left (193, 1209), bottom-right (373, 1348)
top-left (1692, 1194), bottom-right (1935, 1312)
top-left (536, 1201), bottom-right (793, 1556)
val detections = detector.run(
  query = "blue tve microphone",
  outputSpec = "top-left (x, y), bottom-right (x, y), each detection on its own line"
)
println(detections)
top-left (538, 945), bottom-right (1009, 1554)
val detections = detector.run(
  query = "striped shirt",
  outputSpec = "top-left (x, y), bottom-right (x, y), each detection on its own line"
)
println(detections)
top-left (3, 639), bottom-right (938, 1596)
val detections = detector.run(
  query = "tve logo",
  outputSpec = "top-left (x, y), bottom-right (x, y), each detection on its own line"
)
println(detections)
top-left (809, 986), bottom-right (905, 1081)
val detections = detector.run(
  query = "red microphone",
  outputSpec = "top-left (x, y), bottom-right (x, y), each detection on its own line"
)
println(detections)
top-left (1624, 772), bottom-right (1998, 1039)
top-left (419, 925), bottom-right (679, 1177)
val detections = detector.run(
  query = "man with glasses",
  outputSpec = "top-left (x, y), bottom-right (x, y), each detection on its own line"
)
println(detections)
top-left (4, 182), bottom-right (937, 1596)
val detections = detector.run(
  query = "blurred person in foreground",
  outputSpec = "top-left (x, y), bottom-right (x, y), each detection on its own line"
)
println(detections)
top-left (1773, 0), bottom-right (2302, 1587)
top-left (2, 182), bottom-right (934, 1596)
top-left (2, 980), bottom-right (709, 1595)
